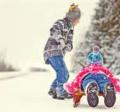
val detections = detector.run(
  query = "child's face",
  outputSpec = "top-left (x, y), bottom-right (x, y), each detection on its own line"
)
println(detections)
top-left (72, 18), bottom-right (80, 26)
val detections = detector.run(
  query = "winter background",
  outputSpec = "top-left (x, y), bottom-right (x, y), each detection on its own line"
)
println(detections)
top-left (0, 0), bottom-right (98, 71)
top-left (0, 0), bottom-right (120, 112)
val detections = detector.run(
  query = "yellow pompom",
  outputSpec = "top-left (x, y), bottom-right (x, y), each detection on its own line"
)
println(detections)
top-left (69, 3), bottom-right (78, 11)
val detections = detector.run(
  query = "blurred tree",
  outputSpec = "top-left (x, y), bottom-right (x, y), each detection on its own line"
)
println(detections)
top-left (72, 0), bottom-right (120, 75)
top-left (0, 50), bottom-right (16, 72)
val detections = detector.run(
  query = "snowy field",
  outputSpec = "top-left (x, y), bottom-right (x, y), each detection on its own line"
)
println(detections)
top-left (0, 72), bottom-right (119, 112)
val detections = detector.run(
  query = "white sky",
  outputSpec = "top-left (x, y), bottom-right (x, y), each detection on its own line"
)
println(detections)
top-left (0, 0), bottom-right (98, 70)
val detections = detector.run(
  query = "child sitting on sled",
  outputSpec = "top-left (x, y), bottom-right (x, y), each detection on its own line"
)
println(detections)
top-left (65, 46), bottom-right (120, 107)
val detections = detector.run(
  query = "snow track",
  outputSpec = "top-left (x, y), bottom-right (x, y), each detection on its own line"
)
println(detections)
top-left (0, 72), bottom-right (119, 112)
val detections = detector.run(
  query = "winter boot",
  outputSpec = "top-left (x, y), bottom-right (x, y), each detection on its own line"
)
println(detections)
top-left (87, 82), bottom-right (99, 107)
top-left (48, 88), bottom-right (56, 96)
top-left (52, 87), bottom-right (65, 100)
top-left (56, 94), bottom-right (65, 100)
top-left (104, 83), bottom-right (116, 107)
top-left (63, 90), bottom-right (73, 99)
top-left (53, 87), bottom-right (72, 100)
top-left (55, 91), bottom-right (72, 100)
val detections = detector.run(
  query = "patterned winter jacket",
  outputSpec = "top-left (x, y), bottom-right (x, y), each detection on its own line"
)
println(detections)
top-left (44, 18), bottom-right (74, 64)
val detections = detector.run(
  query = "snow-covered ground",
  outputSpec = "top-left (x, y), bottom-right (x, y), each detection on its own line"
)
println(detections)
top-left (0, 72), bottom-right (119, 112)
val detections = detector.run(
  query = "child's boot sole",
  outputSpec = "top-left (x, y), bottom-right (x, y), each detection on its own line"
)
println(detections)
top-left (87, 82), bottom-right (99, 107)
top-left (104, 83), bottom-right (116, 107)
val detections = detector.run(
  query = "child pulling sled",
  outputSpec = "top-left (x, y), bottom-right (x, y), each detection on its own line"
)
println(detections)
top-left (44, 4), bottom-right (81, 100)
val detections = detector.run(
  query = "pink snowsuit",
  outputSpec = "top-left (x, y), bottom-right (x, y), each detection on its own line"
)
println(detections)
top-left (65, 64), bottom-right (120, 94)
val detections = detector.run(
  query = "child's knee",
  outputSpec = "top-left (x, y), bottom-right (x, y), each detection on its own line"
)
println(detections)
top-left (82, 79), bottom-right (96, 89)
top-left (57, 67), bottom-right (69, 84)
top-left (82, 80), bottom-right (99, 93)
top-left (99, 81), bottom-right (111, 93)
top-left (62, 70), bottom-right (69, 83)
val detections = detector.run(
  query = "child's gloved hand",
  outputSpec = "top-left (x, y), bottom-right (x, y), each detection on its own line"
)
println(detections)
top-left (65, 43), bottom-right (73, 51)
top-left (58, 39), bottom-right (66, 49)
